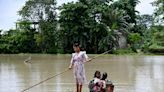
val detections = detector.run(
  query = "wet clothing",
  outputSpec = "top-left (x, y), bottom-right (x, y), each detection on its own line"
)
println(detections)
top-left (89, 79), bottom-right (114, 92)
top-left (101, 80), bottom-right (106, 89)
top-left (93, 78), bottom-right (102, 92)
top-left (71, 51), bottom-right (88, 85)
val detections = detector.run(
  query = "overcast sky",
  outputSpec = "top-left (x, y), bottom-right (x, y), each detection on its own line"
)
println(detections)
top-left (0, 0), bottom-right (155, 30)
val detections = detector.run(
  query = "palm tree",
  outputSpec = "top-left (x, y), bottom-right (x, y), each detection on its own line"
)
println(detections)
top-left (112, 0), bottom-right (140, 24)
top-left (102, 8), bottom-right (129, 33)
top-left (98, 7), bottom-right (130, 51)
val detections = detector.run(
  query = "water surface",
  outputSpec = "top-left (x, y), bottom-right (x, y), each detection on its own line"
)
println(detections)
top-left (0, 54), bottom-right (164, 92)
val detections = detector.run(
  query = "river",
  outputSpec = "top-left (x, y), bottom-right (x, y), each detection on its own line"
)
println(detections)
top-left (0, 54), bottom-right (164, 92)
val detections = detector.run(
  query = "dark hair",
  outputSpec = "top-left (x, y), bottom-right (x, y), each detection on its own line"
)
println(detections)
top-left (101, 72), bottom-right (108, 80)
top-left (94, 70), bottom-right (101, 79)
top-left (73, 43), bottom-right (80, 47)
top-left (80, 47), bottom-right (85, 51)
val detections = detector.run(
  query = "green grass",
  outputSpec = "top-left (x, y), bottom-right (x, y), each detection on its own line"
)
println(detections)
top-left (112, 48), bottom-right (136, 55)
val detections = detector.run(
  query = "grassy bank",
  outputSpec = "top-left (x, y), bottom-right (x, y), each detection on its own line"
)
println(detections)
top-left (0, 48), bottom-right (163, 56)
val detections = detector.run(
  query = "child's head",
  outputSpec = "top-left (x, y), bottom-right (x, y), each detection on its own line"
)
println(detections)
top-left (101, 72), bottom-right (108, 80)
top-left (94, 70), bottom-right (101, 79)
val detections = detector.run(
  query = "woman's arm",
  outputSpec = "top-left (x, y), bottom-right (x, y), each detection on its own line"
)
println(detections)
top-left (69, 54), bottom-right (74, 69)
top-left (83, 52), bottom-right (90, 62)
top-left (69, 63), bottom-right (73, 69)
top-left (84, 52), bottom-right (92, 62)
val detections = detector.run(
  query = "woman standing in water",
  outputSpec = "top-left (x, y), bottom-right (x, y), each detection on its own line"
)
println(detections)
top-left (69, 43), bottom-right (90, 92)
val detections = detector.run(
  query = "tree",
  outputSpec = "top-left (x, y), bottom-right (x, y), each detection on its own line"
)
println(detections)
top-left (2, 0), bottom-right (160, 54)
top-left (128, 33), bottom-right (141, 52)
top-left (59, 0), bottom-right (131, 53)
top-left (99, 7), bottom-right (130, 51)
top-left (59, 2), bottom-right (91, 53)
top-left (19, 0), bottom-right (58, 53)
top-left (0, 29), bottom-right (36, 53)
top-left (113, 0), bottom-right (140, 24)
top-left (134, 14), bottom-right (154, 37)
top-left (39, 12), bottom-right (58, 53)
top-left (137, 14), bottom-right (154, 28)
top-left (19, 0), bottom-right (57, 21)
top-left (152, 0), bottom-right (164, 24)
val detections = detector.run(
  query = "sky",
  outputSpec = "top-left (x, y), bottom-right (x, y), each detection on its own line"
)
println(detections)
top-left (0, 0), bottom-right (155, 30)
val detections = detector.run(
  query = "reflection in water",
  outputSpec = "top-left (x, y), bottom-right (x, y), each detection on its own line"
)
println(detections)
top-left (0, 58), bottom-right (19, 92)
top-left (134, 56), bottom-right (164, 92)
top-left (0, 55), bottom-right (164, 92)
top-left (55, 62), bottom-right (61, 92)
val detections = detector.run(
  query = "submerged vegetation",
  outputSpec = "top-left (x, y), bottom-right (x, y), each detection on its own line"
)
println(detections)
top-left (0, 0), bottom-right (163, 54)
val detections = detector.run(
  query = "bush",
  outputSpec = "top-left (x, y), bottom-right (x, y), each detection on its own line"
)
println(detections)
top-left (128, 33), bottom-right (142, 52)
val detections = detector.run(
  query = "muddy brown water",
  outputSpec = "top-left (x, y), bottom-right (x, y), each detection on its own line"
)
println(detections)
top-left (0, 54), bottom-right (164, 92)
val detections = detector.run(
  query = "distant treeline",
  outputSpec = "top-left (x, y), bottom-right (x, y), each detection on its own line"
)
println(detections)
top-left (0, 0), bottom-right (163, 54)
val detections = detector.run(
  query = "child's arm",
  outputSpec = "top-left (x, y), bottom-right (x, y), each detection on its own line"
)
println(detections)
top-left (103, 81), bottom-right (106, 89)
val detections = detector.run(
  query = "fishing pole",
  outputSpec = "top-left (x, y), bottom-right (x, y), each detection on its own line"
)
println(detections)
top-left (21, 49), bottom-right (112, 92)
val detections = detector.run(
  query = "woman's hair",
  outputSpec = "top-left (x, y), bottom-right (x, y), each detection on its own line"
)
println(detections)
top-left (73, 43), bottom-right (80, 47)
top-left (94, 70), bottom-right (101, 79)
top-left (80, 47), bottom-right (85, 51)
top-left (73, 43), bottom-right (85, 51)
top-left (101, 72), bottom-right (108, 80)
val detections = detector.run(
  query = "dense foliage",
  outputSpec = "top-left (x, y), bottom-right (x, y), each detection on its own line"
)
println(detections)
top-left (0, 0), bottom-right (163, 54)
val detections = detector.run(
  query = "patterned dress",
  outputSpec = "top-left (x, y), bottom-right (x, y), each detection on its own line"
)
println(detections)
top-left (71, 51), bottom-right (88, 85)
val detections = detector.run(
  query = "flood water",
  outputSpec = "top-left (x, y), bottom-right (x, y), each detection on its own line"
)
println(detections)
top-left (0, 54), bottom-right (164, 92)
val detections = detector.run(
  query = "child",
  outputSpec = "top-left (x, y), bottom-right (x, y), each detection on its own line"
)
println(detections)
top-left (89, 71), bottom-right (101, 92)
top-left (101, 73), bottom-right (114, 92)
top-left (69, 43), bottom-right (89, 92)
top-left (94, 71), bottom-right (101, 84)
top-left (101, 72), bottom-right (108, 92)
